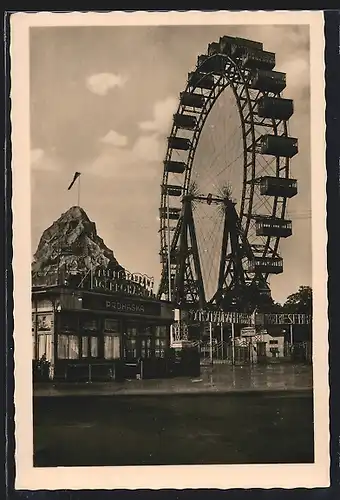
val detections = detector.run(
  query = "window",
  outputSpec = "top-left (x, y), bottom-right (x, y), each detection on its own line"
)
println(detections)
top-left (82, 319), bottom-right (98, 332)
top-left (155, 325), bottom-right (167, 338)
top-left (104, 319), bottom-right (119, 333)
top-left (125, 325), bottom-right (138, 360)
top-left (37, 333), bottom-right (52, 361)
top-left (140, 325), bottom-right (152, 336)
top-left (140, 337), bottom-right (152, 358)
top-left (155, 338), bottom-right (167, 358)
top-left (155, 326), bottom-right (168, 357)
top-left (104, 335), bottom-right (120, 359)
top-left (58, 335), bottom-right (68, 359)
top-left (127, 326), bottom-right (137, 337)
top-left (269, 339), bottom-right (278, 345)
top-left (57, 335), bottom-right (79, 359)
top-left (90, 337), bottom-right (99, 358)
top-left (69, 336), bottom-right (79, 359)
top-left (125, 338), bottom-right (137, 360)
top-left (37, 314), bottom-right (53, 332)
top-left (81, 336), bottom-right (89, 358)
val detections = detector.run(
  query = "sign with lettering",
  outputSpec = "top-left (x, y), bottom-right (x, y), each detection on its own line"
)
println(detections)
top-left (188, 309), bottom-right (252, 325)
top-left (82, 295), bottom-right (162, 317)
top-left (260, 313), bottom-right (311, 326)
top-left (241, 327), bottom-right (256, 337)
top-left (92, 276), bottom-right (155, 298)
top-left (187, 309), bottom-right (311, 325)
top-left (33, 266), bottom-right (156, 300)
top-left (92, 268), bottom-right (155, 298)
top-left (95, 268), bottom-right (154, 288)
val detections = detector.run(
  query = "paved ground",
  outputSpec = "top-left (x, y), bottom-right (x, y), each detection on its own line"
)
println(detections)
top-left (34, 391), bottom-right (314, 467)
top-left (34, 363), bottom-right (313, 397)
top-left (34, 365), bottom-right (314, 467)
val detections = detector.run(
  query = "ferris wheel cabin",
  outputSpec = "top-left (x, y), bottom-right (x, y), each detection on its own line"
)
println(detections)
top-left (159, 207), bottom-right (181, 220)
top-left (164, 160), bottom-right (186, 174)
top-left (219, 36), bottom-right (263, 56)
top-left (248, 257), bottom-right (284, 274)
top-left (241, 50), bottom-right (276, 71)
top-left (180, 92), bottom-right (205, 108)
top-left (173, 113), bottom-right (197, 130)
top-left (208, 42), bottom-right (221, 56)
top-left (255, 217), bottom-right (292, 238)
top-left (161, 184), bottom-right (183, 197)
top-left (168, 136), bottom-right (191, 151)
top-left (260, 134), bottom-right (298, 158)
top-left (250, 70), bottom-right (287, 93)
top-left (257, 96), bottom-right (294, 120)
top-left (188, 72), bottom-right (215, 89)
top-left (259, 176), bottom-right (298, 198)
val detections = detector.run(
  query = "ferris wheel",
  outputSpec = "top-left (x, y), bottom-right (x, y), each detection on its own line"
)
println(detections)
top-left (157, 35), bottom-right (298, 312)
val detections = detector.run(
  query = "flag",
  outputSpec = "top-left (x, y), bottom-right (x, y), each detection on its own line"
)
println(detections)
top-left (67, 172), bottom-right (81, 191)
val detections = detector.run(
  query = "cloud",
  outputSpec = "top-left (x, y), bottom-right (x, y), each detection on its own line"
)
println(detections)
top-left (31, 148), bottom-right (60, 171)
top-left (88, 132), bottom-right (165, 181)
top-left (86, 72), bottom-right (127, 96)
top-left (31, 148), bottom-right (44, 166)
top-left (132, 134), bottom-right (164, 162)
top-left (100, 130), bottom-right (128, 147)
top-left (139, 96), bottom-right (177, 134)
top-left (282, 57), bottom-right (310, 95)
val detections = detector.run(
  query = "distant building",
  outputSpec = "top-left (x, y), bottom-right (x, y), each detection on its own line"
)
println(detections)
top-left (254, 330), bottom-right (286, 359)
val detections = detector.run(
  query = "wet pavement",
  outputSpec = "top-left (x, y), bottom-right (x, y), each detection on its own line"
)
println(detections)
top-left (34, 363), bottom-right (312, 397)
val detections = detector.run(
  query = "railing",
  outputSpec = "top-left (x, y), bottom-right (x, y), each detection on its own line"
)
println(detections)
top-left (193, 339), bottom-right (312, 365)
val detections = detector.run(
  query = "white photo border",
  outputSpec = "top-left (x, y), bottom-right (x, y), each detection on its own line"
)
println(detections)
top-left (10, 10), bottom-right (328, 490)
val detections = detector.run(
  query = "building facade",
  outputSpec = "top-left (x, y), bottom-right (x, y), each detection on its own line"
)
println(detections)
top-left (32, 285), bottom-right (174, 381)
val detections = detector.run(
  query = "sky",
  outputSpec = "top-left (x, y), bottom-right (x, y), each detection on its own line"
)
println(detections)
top-left (30, 24), bottom-right (311, 304)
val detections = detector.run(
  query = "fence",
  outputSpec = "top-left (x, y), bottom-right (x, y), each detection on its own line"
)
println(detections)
top-left (37, 346), bottom-right (201, 383)
top-left (197, 339), bottom-right (312, 365)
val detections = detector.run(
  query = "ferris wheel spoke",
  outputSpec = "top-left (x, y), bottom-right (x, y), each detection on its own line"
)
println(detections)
top-left (193, 105), bottom-right (242, 191)
top-left (214, 148), bottom-right (244, 183)
top-left (195, 209), bottom-right (224, 299)
top-left (193, 134), bottom-right (243, 196)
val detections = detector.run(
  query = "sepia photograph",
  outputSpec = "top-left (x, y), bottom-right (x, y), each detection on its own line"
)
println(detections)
top-left (11, 11), bottom-right (328, 490)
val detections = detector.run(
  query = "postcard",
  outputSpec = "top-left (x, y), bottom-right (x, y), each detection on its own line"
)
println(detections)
top-left (10, 10), bottom-right (328, 490)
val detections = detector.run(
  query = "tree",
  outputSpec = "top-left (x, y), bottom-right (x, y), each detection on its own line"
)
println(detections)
top-left (283, 286), bottom-right (312, 314)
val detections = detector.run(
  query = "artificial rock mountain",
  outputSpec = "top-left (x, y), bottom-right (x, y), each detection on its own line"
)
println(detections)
top-left (32, 206), bottom-right (124, 283)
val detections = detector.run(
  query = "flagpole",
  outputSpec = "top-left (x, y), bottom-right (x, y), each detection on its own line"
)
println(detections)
top-left (77, 175), bottom-right (81, 206)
